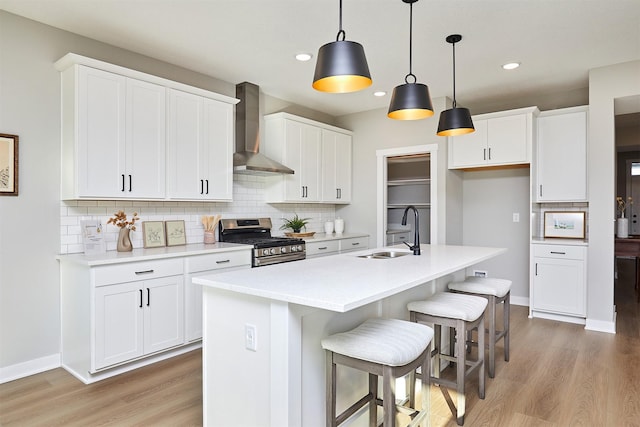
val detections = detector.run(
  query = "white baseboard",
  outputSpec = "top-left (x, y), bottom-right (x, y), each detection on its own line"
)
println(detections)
top-left (0, 353), bottom-right (61, 384)
top-left (585, 314), bottom-right (616, 334)
top-left (531, 310), bottom-right (586, 325)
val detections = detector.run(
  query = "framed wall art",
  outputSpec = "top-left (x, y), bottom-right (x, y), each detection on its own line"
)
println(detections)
top-left (165, 220), bottom-right (186, 246)
top-left (544, 211), bottom-right (586, 239)
top-left (142, 221), bottom-right (166, 248)
top-left (0, 133), bottom-right (18, 196)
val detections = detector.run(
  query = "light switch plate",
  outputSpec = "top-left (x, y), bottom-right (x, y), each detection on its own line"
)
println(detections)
top-left (245, 324), bottom-right (257, 351)
top-left (513, 213), bottom-right (520, 222)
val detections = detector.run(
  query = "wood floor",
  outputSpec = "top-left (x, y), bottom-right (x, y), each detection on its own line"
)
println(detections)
top-left (2, 262), bottom-right (640, 426)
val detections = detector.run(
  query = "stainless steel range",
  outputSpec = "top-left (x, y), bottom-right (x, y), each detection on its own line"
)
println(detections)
top-left (218, 218), bottom-right (306, 267)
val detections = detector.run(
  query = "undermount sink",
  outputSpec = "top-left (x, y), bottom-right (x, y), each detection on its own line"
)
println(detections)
top-left (358, 251), bottom-right (411, 259)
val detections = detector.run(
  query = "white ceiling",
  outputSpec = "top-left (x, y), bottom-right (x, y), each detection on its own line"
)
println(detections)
top-left (1, 0), bottom-right (640, 117)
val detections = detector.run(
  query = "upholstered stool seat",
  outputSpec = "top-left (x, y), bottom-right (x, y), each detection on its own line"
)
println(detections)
top-left (322, 318), bottom-right (434, 427)
top-left (448, 277), bottom-right (511, 378)
top-left (408, 292), bottom-right (487, 426)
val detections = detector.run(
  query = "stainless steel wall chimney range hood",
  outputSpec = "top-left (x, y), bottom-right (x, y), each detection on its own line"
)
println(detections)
top-left (233, 82), bottom-right (294, 175)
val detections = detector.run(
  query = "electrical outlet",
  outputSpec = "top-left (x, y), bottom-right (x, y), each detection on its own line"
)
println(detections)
top-left (245, 324), bottom-right (257, 351)
top-left (513, 213), bottom-right (520, 223)
top-left (473, 270), bottom-right (488, 278)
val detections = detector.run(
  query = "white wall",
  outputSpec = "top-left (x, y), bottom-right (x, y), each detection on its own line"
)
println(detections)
top-left (587, 60), bottom-right (640, 331)
top-left (461, 169), bottom-right (531, 302)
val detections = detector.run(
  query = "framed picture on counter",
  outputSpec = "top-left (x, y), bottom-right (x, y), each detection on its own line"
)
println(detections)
top-left (142, 221), bottom-right (166, 248)
top-left (544, 211), bottom-right (585, 239)
top-left (165, 220), bottom-right (186, 246)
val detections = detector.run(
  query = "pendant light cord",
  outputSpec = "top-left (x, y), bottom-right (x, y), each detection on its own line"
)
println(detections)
top-left (336, 0), bottom-right (345, 41)
top-left (451, 40), bottom-right (457, 108)
top-left (405, 1), bottom-right (416, 84)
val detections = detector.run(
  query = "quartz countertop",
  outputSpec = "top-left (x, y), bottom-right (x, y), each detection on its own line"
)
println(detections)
top-left (194, 244), bottom-right (507, 312)
top-left (288, 232), bottom-right (368, 243)
top-left (56, 242), bottom-right (252, 266)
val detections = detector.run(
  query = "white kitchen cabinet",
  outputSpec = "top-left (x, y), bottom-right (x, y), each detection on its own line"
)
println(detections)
top-left (60, 65), bottom-right (166, 199)
top-left (305, 234), bottom-right (369, 258)
top-left (531, 243), bottom-right (587, 319)
top-left (93, 261), bottom-right (184, 370)
top-left (449, 107), bottom-right (538, 170)
top-left (264, 113), bottom-right (353, 204)
top-left (386, 230), bottom-right (411, 246)
top-left (184, 251), bottom-right (251, 342)
top-left (321, 129), bottom-right (352, 203)
top-left (338, 236), bottom-right (369, 253)
top-left (166, 89), bottom-right (233, 201)
top-left (535, 106), bottom-right (588, 202)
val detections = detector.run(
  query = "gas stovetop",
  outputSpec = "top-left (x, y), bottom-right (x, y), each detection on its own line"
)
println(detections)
top-left (218, 218), bottom-right (306, 267)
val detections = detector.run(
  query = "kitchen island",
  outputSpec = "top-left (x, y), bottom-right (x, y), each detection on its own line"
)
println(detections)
top-left (194, 243), bottom-right (506, 427)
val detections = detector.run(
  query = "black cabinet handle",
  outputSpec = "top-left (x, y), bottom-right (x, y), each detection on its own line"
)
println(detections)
top-left (550, 251), bottom-right (566, 255)
top-left (319, 246), bottom-right (328, 250)
top-left (200, 180), bottom-right (204, 195)
top-left (206, 179), bottom-right (209, 195)
top-left (122, 174), bottom-right (126, 192)
top-left (336, 188), bottom-right (339, 199)
top-left (488, 148), bottom-right (491, 160)
top-left (483, 148), bottom-right (487, 161)
top-left (216, 259), bottom-right (231, 264)
top-left (128, 175), bottom-right (132, 192)
top-left (352, 242), bottom-right (360, 246)
top-left (147, 288), bottom-right (150, 307)
top-left (139, 289), bottom-right (143, 308)
top-left (535, 263), bottom-right (538, 276)
top-left (134, 270), bottom-right (154, 275)
top-left (539, 185), bottom-right (543, 197)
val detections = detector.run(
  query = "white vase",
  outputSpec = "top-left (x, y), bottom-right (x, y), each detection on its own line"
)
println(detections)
top-left (618, 217), bottom-right (629, 238)
top-left (334, 218), bottom-right (344, 234)
top-left (324, 221), bottom-right (334, 234)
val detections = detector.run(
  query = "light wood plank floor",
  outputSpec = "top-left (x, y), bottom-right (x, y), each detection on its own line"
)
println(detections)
top-left (2, 263), bottom-right (640, 426)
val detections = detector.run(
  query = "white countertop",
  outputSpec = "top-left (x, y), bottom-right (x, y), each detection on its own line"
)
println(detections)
top-left (531, 237), bottom-right (589, 246)
top-left (274, 232), bottom-right (368, 243)
top-left (56, 242), bottom-right (252, 266)
top-left (194, 244), bottom-right (507, 312)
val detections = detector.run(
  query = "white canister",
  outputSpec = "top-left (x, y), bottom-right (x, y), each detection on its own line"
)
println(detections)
top-left (618, 217), bottom-right (629, 238)
top-left (334, 218), bottom-right (344, 234)
top-left (324, 221), bottom-right (334, 234)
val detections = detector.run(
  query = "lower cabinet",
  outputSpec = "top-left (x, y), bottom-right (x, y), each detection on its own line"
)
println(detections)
top-left (184, 251), bottom-right (251, 342)
top-left (531, 244), bottom-right (587, 319)
top-left (305, 235), bottom-right (369, 258)
top-left (94, 275), bottom-right (184, 370)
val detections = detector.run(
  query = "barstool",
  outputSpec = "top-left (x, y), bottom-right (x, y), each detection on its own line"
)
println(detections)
top-left (448, 276), bottom-right (511, 378)
top-left (321, 318), bottom-right (434, 427)
top-left (408, 292), bottom-right (487, 426)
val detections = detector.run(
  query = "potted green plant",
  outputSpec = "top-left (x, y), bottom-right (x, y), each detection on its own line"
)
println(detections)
top-left (280, 214), bottom-right (311, 233)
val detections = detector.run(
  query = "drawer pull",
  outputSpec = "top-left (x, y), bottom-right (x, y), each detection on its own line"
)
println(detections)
top-left (216, 259), bottom-right (231, 264)
top-left (351, 242), bottom-right (360, 246)
top-left (135, 269), bottom-right (155, 275)
top-left (319, 247), bottom-right (328, 250)
top-left (550, 251), bottom-right (566, 255)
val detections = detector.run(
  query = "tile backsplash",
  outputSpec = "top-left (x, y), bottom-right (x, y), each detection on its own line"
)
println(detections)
top-left (532, 202), bottom-right (589, 240)
top-left (60, 174), bottom-right (337, 254)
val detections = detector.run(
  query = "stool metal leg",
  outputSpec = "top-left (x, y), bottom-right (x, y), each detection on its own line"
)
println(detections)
top-left (488, 295), bottom-right (497, 378)
top-left (383, 366), bottom-right (396, 427)
top-left (369, 373), bottom-right (378, 427)
top-left (504, 292), bottom-right (510, 362)
top-left (455, 319), bottom-right (466, 426)
top-left (327, 352), bottom-right (337, 427)
top-left (478, 316), bottom-right (485, 400)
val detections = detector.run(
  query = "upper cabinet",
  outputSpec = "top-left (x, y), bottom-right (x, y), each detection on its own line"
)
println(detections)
top-left (166, 89), bottom-right (233, 201)
top-left (321, 129), bottom-right (352, 203)
top-left (535, 106), bottom-right (588, 202)
top-left (263, 113), bottom-right (353, 204)
top-left (448, 107), bottom-right (539, 170)
top-left (55, 53), bottom-right (238, 201)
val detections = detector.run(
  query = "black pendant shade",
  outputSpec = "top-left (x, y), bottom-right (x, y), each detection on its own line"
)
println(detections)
top-left (388, 0), bottom-right (433, 120)
top-left (437, 34), bottom-right (475, 136)
top-left (437, 107), bottom-right (474, 136)
top-left (313, 40), bottom-right (372, 93)
top-left (388, 82), bottom-right (434, 120)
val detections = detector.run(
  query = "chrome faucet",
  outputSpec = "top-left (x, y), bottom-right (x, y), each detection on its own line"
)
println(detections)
top-left (401, 205), bottom-right (420, 255)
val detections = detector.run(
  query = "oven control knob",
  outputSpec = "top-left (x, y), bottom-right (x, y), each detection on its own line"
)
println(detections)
top-left (281, 246), bottom-right (287, 253)
top-left (270, 248), bottom-right (276, 255)
top-left (262, 249), bottom-right (270, 256)
top-left (297, 245), bottom-right (304, 251)
top-left (291, 246), bottom-right (297, 252)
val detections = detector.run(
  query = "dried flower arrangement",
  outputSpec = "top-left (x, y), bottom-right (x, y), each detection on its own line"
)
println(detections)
top-left (616, 196), bottom-right (633, 218)
top-left (107, 210), bottom-right (140, 230)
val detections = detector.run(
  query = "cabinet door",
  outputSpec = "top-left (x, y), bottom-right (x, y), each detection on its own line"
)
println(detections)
top-left (449, 119), bottom-right (488, 168)
top-left (77, 66), bottom-right (126, 197)
top-left (144, 276), bottom-right (184, 354)
top-left (533, 257), bottom-right (585, 316)
top-left (167, 89), bottom-right (202, 199)
top-left (487, 114), bottom-right (528, 165)
top-left (282, 120), bottom-right (321, 201)
top-left (321, 130), bottom-right (352, 203)
top-left (536, 110), bottom-right (587, 201)
top-left (125, 78), bottom-right (166, 198)
top-left (94, 282), bottom-right (144, 370)
top-left (202, 98), bottom-right (233, 200)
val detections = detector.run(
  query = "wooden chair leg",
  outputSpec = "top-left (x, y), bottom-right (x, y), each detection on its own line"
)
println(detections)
top-left (504, 293), bottom-right (510, 362)
top-left (488, 295), bottom-right (497, 378)
top-left (455, 320), bottom-right (466, 426)
top-left (383, 366), bottom-right (396, 427)
top-left (478, 316), bottom-right (486, 400)
top-left (369, 373), bottom-right (378, 427)
top-left (326, 352), bottom-right (337, 427)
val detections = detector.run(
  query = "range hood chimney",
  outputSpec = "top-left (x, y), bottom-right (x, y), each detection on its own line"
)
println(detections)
top-left (233, 82), bottom-right (294, 175)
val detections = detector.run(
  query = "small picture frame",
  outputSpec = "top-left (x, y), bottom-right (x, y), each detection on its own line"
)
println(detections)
top-left (80, 219), bottom-right (106, 254)
top-left (165, 220), bottom-right (186, 246)
top-left (142, 221), bottom-right (166, 248)
top-left (0, 133), bottom-right (19, 196)
top-left (544, 211), bottom-right (586, 239)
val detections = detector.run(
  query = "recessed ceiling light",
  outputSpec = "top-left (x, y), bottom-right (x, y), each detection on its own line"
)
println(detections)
top-left (374, 91), bottom-right (387, 97)
top-left (502, 62), bottom-right (521, 70)
top-left (295, 53), bottom-right (313, 62)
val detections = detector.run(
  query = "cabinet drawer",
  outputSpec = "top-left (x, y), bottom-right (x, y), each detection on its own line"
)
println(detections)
top-left (94, 258), bottom-right (183, 286)
top-left (306, 240), bottom-right (340, 256)
top-left (533, 244), bottom-right (586, 260)
top-left (340, 236), bottom-right (369, 253)
top-left (186, 250), bottom-right (251, 273)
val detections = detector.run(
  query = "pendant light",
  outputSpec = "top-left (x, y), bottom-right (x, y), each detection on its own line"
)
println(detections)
top-left (388, 0), bottom-right (433, 120)
top-left (313, 0), bottom-right (372, 93)
top-left (437, 34), bottom-right (474, 136)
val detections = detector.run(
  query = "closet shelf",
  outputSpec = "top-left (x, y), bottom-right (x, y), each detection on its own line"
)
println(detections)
top-left (387, 178), bottom-right (431, 186)
top-left (387, 203), bottom-right (431, 208)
